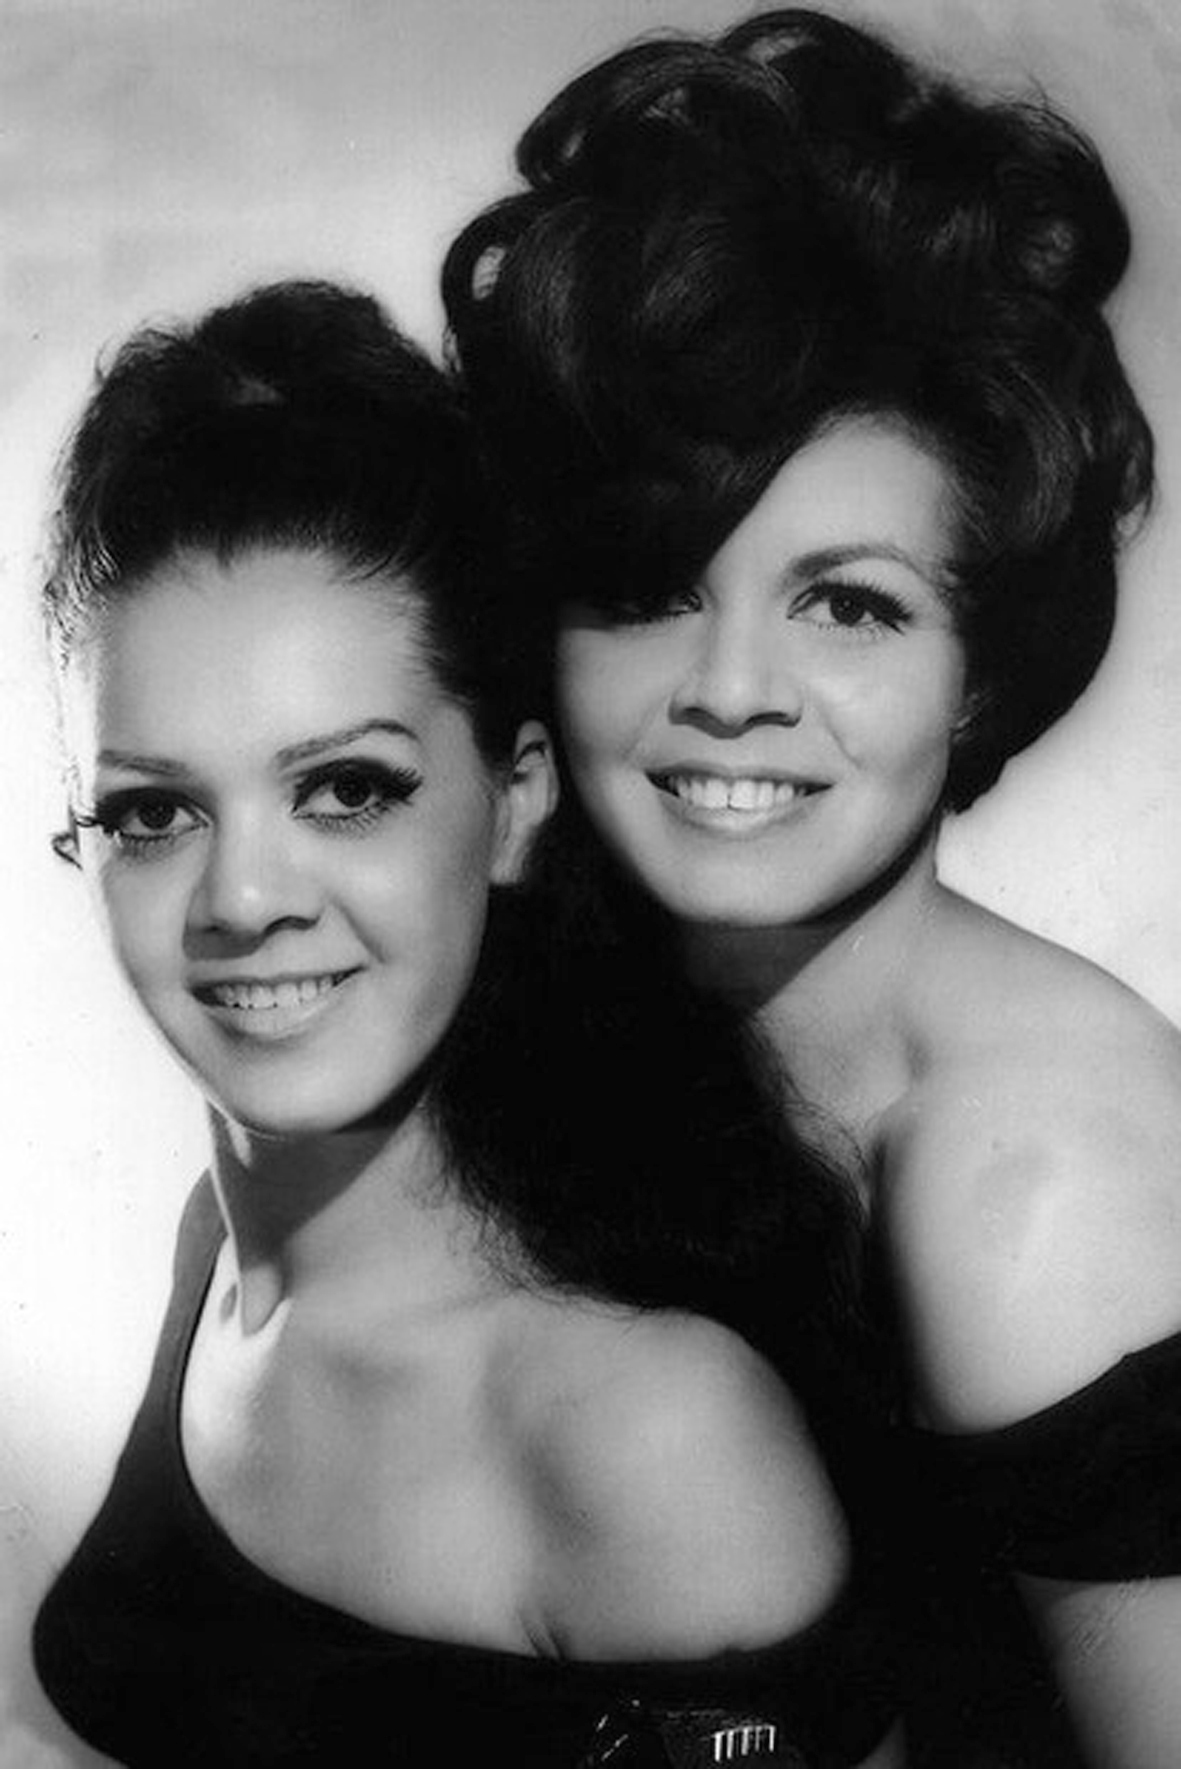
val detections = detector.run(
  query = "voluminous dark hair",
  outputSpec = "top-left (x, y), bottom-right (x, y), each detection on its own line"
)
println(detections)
top-left (43, 278), bottom-right (536, 764)
top-left (444, 7), bottom-right (1155, 807)
top-left (435, 809), bottom-right (887, 1474)
top-left (44, 274), bottom-right (882, 1459)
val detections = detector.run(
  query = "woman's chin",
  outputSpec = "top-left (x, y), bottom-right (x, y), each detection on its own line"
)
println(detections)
top-left (207, 1091), bottom-right (394, 1145)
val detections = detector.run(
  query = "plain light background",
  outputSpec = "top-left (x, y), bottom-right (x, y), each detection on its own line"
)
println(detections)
top-left (0, 1), bottom-right (1178, 1761)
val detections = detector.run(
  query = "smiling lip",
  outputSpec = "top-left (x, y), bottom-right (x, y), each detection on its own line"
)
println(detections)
top-left (648, 768), bottom-right (827, 835)
top-left (192, 970), bottom-right (359, 1041)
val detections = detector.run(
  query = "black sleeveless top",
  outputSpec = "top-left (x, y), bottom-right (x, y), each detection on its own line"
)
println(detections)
top-left (896, 1328), bottom-right (1181, 1768)
top-left (912, 1327), bottom-right (1181, 1580)
top-left (34, 1181), bottom-right (898, 1768)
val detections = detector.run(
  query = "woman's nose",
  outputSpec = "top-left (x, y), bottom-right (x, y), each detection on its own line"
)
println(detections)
top-left (669, 604), bottom-right (804, 732)
top-left (189, 818), bottom-right (321, 941)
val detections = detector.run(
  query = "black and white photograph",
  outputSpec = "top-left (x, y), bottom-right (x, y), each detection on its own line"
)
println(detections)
top-left (2, 2), bottom-right (1181, 1763)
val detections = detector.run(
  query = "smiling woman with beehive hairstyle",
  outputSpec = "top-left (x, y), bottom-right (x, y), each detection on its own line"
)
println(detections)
top-left (444, 9), bottom-right (1181, 1764)
top-left (30, 276), bottom-right (902, 1768)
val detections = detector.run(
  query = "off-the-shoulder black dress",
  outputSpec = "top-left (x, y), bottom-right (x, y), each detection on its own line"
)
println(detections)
top-left (902, 1323), bottom-right (1181, 1766)
top-left (34, 1180), bottom-right (899, 1767)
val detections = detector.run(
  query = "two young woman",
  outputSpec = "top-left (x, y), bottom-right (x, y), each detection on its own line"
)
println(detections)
top-left (32, 282), bottom-right (898, 1765)
top-left (443, 8), bottom-right (1181, 1765)
top-left (34, 7), bottom-right (1181, 1766)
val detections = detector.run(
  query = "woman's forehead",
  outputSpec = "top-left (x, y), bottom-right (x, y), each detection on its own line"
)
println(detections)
top-left (75, 547), bottom-right (425, 668)
top-left (61, 548), bottom-right (439, 765)
top-left (701, 415), bottom-right (960, 581)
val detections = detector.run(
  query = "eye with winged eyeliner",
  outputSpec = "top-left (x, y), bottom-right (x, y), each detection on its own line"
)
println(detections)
top-left (74, 788), bottom-right (205, 856)
top-left (292, 760), bottom-right (423, 830)
top-left (78, 764), bottom-right (423, 858)
top-left (78, 727), bottom-right (425, 857)
top-left (789, 578), bottom-right (911, 637)
top-left (584, 537), bottom-right (954, 633)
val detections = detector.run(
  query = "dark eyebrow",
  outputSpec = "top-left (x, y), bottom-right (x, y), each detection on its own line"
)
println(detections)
top-left (275, 720), bottom-right (420, 766)
top-left (792, 542), bottom-right (955, 589)
top-left (96, 720), bottom-right (419, 777)
top-left (95, 750), bottom-right (186, 776)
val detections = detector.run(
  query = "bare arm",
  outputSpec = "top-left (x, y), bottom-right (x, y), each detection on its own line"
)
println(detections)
top-left (887, 1022), bottom-right (1181, 1768)
top-left (1019, 1573), bottom-right (1181, 1769)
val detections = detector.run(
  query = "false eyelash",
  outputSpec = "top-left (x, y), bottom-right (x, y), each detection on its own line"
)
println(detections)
top-left (795, 579), bottom-right (911, 633)
top-left (613, 590), bottom-right (702, 627)
top-left (72, 790), bottom-right (193, 839)
top-left (70, 793), bottom-right (203, 862)
top-left (292, 760), bottom-right (423, 831)
top-left (73, 761), bottom-right (425, 857)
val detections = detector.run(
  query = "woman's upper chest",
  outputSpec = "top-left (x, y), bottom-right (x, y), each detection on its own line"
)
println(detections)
top-left (178, 1261), bottom-right (549, 1647)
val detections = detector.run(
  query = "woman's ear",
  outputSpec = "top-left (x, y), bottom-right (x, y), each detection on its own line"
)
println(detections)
top-left (492, 720), bottom-right (558, 885)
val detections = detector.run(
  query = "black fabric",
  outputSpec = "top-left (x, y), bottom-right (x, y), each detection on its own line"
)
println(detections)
top-left (890, 1332), bottom-right (1181, 1769)
top-left (909, 1330), bottom-right (1181, 1581)
top-left (894, 1495), bottom-right (1086, 1769)
top-left (34, 1178), bottom-right (897, 1768)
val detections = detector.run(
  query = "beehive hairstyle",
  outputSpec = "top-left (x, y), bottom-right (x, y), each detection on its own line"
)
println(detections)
top-left (444, 7), bottom-right (1154, 806)
top-left (43, 274), bottom-right (881, 1461)
top-left (43, 278), bottom-right (535, 764)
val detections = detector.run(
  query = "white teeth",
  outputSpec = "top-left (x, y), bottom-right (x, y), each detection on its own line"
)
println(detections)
top-left (729, 779), bottom-right (767, 811)
top-left (209, 976), bottom-right (339, 1011)
top-left (669, 775), bottom-right (800, 812)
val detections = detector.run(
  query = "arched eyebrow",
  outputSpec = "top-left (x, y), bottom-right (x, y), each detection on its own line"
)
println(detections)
top-left (791, 542), bottom-right (956, 593)
top-left (275, 720), bottom-right (419, 765)
top-left (96, 720), bottom-right (420, 776)
top-left (95, 750), bottom-right (185, 776)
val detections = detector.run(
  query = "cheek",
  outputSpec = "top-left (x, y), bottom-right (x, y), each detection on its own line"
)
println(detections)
top-left (825, 650), bottom-right (964, 777)
top-left (351, 815), bottom-right (497, 959)
top-left (91, 860), bottom-right (187, 989)
top-left (556, 641), bottom-right (606, 760)
top-left (383, 869), bottom-right (492, 1038)
top-left (557, 634), bottom-right (653, 761)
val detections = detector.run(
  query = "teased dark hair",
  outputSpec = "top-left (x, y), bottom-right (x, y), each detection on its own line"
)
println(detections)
top-left (44, 274), bottom-right (882, 1461)
top-left (43, 278), bottom-right (535, 763)
top-left (444, 7), bottom-right (1154, 806)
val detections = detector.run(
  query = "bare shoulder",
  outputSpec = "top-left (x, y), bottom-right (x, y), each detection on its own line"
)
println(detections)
top-left (886, 911), bottom-right (1181, 1430)
top-left (520, 1307), bottom-right (850, 1659)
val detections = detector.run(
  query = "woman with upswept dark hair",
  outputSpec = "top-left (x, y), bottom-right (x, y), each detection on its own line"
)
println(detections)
top-left (445, 9), bottom-right (1181, 1764)
top-left (31, 276), bottom-right (903, 1766)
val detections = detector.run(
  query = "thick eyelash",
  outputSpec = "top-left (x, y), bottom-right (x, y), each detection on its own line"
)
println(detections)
top-left (607, 590), bottom-right (702, 628)
top-left (292, 761), bottom-right (422, 832)
top-left (74, 761), bottom-right (422, 858)
top-left (795, 578), bottom-right (910, 635)
top-left (74, 790), bottom-right (200, 858)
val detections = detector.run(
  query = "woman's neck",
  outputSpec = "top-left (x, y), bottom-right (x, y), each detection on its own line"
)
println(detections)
top-left (208, 1105), bottom-right (496, 1336)
top-left (681, 834), bottom-right (946, 1145)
